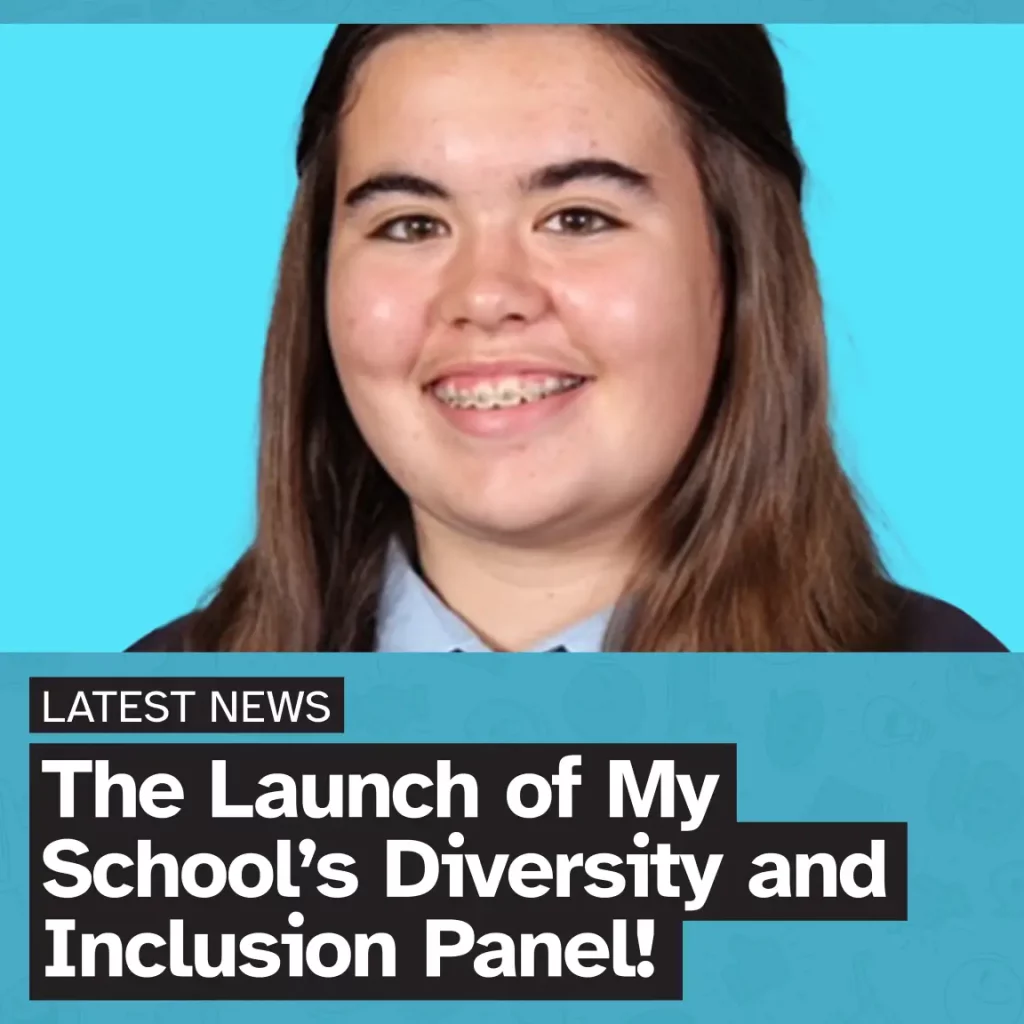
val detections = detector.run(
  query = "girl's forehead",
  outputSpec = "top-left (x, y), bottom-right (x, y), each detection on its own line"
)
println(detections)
top-left (337, 28), bottom-right (683, 180)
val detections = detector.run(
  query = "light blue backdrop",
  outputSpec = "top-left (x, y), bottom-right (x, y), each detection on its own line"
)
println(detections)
top-left (0, 26), bottom-right (1021, 652)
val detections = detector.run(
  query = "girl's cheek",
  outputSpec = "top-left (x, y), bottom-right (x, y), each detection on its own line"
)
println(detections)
top-left (328, 271), bottom-right (431, 377)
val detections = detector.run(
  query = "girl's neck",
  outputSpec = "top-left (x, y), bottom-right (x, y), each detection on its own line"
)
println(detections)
top-left (412, 515), bottom-right (640, 652)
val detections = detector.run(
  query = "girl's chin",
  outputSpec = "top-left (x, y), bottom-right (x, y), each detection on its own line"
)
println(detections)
top-left (426, 494), bottom-right (603, 548)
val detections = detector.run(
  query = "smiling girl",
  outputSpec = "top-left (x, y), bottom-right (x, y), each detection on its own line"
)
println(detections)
top-left (131, 25), bottom-right (1005, 653)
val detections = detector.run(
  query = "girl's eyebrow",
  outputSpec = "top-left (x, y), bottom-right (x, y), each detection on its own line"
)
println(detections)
top-left (343, 157), bottom-right (655, 209)
top-left (524, 158), bottom-right (654, 196)
top-left (344, 172), bottom-right (449, 208)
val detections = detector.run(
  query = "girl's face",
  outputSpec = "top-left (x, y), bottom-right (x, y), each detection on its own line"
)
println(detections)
top-left (326, 26), bottom-right (722, 548)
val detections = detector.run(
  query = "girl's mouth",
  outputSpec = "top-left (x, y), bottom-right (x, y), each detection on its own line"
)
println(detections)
top-left (429, 373), bottom-right (587, 411)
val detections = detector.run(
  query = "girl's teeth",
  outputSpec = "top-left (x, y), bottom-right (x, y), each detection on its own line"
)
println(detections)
top-left (432, 375), bottom-right (584, 410)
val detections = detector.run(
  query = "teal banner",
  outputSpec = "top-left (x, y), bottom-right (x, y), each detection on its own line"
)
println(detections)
top-left (2, 2), bottom-right (1024, 22)
top-left (1, 653), bottom-right (1022, 1021)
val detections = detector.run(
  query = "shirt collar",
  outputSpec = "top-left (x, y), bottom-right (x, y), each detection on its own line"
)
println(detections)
top-left (375, 540), bottom-right (612, 653)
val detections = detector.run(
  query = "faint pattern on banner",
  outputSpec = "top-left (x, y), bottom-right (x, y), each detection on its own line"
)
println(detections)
top-left (0, 652), bottom-right (1021, 1022)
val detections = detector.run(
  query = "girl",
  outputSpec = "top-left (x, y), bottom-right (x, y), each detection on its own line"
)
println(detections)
top-left (131, 25), bottom-right (1005, 654)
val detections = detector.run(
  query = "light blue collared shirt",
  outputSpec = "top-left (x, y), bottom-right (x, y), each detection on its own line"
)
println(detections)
top-left (375, 542), bottom-right (612, 652)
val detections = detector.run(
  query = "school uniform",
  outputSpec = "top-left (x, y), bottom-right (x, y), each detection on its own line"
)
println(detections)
top-left (128, 542), bottom-right (1007, 653)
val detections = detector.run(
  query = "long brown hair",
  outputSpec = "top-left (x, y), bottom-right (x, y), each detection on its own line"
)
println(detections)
top-left (186, 24), bottom-right (901, 653)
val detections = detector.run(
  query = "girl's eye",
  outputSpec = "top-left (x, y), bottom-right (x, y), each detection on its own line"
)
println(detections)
top-left (371, 215), bottom-right (449, 243)
top-left (542, 207), bottom-right (624, 235)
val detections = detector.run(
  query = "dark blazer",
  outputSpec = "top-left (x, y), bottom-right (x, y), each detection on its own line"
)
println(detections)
top-left (127, 587), bottom-right (1007, 653)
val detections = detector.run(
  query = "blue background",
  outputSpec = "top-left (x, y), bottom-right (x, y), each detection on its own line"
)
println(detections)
top-left (0, 24), bottom-right (1022, 652)
top-left (1, 651), bottom-right (1022, 1022)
